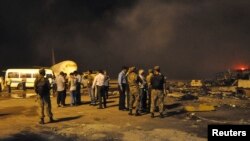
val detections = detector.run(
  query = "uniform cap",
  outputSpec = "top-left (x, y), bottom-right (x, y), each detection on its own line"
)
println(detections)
top-left (148, 69), bottom-right (153, 73)
top-left (130, 66), bottom-right (136, 72)
top-left (154, 66), bottom-right (160, 71)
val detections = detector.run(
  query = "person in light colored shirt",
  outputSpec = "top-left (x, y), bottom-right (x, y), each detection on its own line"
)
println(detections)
top-left (138, 69), bottom-right (147, 112)
top-left (69, 73), bottom-right (77, 106)
top-left (118, 66), bottom-right (128, 110)
top-left (56, 72), bottom-right (66, 107)
top-left (92, 70), bottom-right (106, 109)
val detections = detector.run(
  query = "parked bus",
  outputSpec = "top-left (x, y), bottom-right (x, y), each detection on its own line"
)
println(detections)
top-left (5, 68), bottom-right (54, 89)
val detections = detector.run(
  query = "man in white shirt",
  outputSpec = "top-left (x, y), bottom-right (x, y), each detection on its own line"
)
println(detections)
top-left (92, 70), bottom-right (106, 109)
top-left (56, 72), bottom-right (66, 107)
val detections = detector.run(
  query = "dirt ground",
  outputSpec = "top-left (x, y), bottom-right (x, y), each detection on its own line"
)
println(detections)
top-left (0, 89), bottom-right (249, 141)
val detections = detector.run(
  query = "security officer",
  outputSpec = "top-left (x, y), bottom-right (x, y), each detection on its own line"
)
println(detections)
top-left (127, 66), bottom-right (141, 116)
top-left (150, 66), bottom-right (166, 118)
top-left (34, 68), bottom-right (54, 124)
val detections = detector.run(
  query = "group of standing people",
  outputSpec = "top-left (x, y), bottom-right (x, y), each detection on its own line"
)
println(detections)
top-left (54, 71), bottom-right (82, 107)
top-left (85, 70), bottom-right (110, 109)
top-left (34, 69), bottom-right (82, 124)
top-left (118, 65), bottom-right (167, 118)
top-left (34, 66), bottom-right (165, 125)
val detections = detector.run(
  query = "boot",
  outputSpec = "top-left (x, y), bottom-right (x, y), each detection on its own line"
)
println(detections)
top-left (160, 112), bottom-right (164, 118)
top-left (151, 113), bottom-right (154, 118)
top-left (49, 117), bottom-right (54, 123)
top-left (39, 118), bottom-right (44, 124)
top-left (135, 110), bottom-right (140, 116)
top-left (128, 109), bottom-right (133, 115)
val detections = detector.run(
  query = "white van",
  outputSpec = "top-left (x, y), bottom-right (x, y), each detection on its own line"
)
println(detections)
top-left (5, 68), bottom-right (54, 89)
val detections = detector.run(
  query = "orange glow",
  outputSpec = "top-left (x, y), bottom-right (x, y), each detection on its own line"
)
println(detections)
top-left (241, 67), bottom-right (246, 71)
top-left (233, 64), bottom-right (248, 71)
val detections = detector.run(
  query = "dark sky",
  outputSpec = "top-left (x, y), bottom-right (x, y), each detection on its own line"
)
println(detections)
top-left (0, 0), bottom-right (250, 79)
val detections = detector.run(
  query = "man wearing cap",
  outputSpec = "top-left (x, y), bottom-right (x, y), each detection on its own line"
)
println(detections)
top-left (127, 66), bottom-right (141, 116)
top-left (34, 68), bottom-right (54, 124)
top-left (150, 66), bottom-right (166, 118)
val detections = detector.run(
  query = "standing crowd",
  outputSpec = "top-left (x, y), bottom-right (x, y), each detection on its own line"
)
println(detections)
top-left (118, 66), bottom-right (167, 118)
top-left (33, 65), bottom-right (166, 124)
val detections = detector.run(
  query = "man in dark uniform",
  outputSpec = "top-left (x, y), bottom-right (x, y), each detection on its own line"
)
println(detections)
top-left (150, 66), bottom-right (166, 118)
top-left (34, 68), bottom-right (54, 124)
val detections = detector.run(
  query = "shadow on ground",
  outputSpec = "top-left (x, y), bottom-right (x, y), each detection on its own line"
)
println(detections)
top-left (0, 131), bottom-right (76, 141)
top-left (53, 115), bottom-right (82, 123)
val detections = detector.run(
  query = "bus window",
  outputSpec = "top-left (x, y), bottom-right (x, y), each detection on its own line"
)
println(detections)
top-left (8, 72), bottom-right (19, 78)
top-left (33, 73), bottom-right (39, 78)
top-left (20, 73), bottom-right (32, 78)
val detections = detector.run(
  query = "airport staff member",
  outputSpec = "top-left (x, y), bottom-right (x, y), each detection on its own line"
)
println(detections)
top-left (118, 66), bottom-right (128, 110)
top-left (150, 66), bottom-right (166, 118)
top-left (34, 68), bottom-right (54, 124)
top-left (56, 72), bottom-right (66, 107)
top-left (6, 76), bottom-right (12, 93)
top-left (92, 70), bottom-right (106, 109)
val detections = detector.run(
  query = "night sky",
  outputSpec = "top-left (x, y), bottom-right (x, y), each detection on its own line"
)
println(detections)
top-left (0, 0), bottom-right (250, 79)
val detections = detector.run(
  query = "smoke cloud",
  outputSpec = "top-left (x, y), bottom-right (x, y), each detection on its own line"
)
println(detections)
top-left (0, 0), bottom-right (250, 79)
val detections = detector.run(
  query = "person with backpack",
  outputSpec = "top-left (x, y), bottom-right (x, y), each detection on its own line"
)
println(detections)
top-left (34, 68), bottom-right (54, 124)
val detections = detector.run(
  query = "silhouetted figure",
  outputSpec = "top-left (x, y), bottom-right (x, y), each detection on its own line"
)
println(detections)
top-left (34, 68), bottom-right (54, 124)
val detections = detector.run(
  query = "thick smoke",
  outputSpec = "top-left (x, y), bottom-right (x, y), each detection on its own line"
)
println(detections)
top-left (0, 0), bottom-right (250, 79)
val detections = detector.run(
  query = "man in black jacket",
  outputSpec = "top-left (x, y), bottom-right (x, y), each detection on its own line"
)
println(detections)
top-left (150, 66), bottom-right (166, 118)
